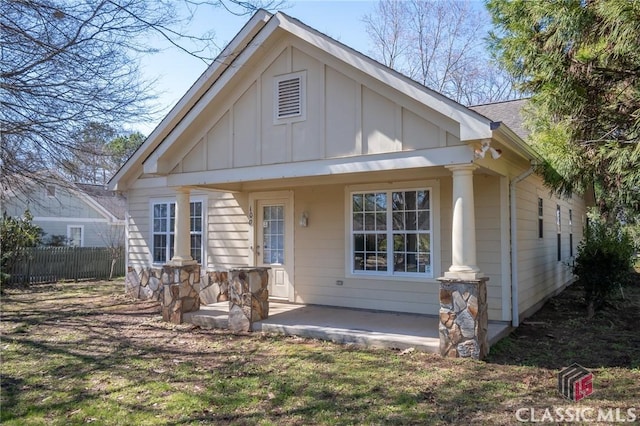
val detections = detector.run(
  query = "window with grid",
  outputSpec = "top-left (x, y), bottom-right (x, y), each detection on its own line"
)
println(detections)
top-left (67, 226), bottom-right (83, 247)
top-left (351, 189), bottom-right (432, 277)
top-left (262, 205), bottom-right (284, 265)
top-left (152, 201), bottom-right (203, 264)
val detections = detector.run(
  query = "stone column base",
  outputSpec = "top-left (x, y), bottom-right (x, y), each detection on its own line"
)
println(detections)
top-left (161, 264), bottom-right (201, 324)
top-left (228, 267), bottom-right (270, 332)
top-left (437, 277), bottom-right (489, 359)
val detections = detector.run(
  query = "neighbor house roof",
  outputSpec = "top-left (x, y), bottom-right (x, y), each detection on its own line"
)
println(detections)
top-left (75, 183), bottom-right (126, 221)
top-left (2, 171), bottom-right (126, 223)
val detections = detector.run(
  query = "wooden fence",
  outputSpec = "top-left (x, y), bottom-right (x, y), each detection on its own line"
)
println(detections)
top-left (4, 247), bottom-right (125, 285)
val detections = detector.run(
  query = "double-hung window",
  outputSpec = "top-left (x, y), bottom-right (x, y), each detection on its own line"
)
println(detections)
top-left (351, 189), bottom-right (432, 277)
top-left (152, 201), bottom-right (203, 264)
top-left (67, 225), bottom-right (83, 247)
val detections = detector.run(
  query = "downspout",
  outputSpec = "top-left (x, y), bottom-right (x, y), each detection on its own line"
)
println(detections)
top-left (509, 164), bottom-right (535, 327)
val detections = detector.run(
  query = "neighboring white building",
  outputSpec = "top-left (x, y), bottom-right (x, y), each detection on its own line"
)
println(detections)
top-left (3, 177), bottom-right (126, 248)
top-left (109, 11), bottom-right (586, 326)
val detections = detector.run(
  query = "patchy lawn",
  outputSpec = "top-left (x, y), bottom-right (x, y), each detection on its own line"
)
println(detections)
top-left (1, 277), bottom-right (639, 425)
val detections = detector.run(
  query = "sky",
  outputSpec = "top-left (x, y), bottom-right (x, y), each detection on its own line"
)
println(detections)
top-left (137, 1), bottom-right (378, 135)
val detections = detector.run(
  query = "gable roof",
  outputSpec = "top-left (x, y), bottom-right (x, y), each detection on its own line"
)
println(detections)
top-left (109, 10), bottom-right (273, 191)
top-left (110, 10), bottom-right (534, 191)
top-left (2, 171), bottom-right (125, 222)
top-left (75, 183), bottom-right (126, 220)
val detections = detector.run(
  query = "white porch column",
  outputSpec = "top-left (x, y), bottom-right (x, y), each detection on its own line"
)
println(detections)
top-left (170, 187), bottom-right (196, 266)
top-left (444, 164), bottom-right (482, 280)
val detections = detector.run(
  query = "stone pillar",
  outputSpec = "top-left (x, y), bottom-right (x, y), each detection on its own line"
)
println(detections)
top-left (444, 164), bottom-right (481, 280)
top-left (161, 263), bottom-right (201, 324)
top-left (170, 187), bottom-right (195, 266)
top-left (228, 267), bottom-right (270, 332)
top-left (438, 277), bottom-right (489, 359)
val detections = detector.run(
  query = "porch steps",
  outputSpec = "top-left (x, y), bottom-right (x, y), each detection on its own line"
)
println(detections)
top-left (184, 305), bottom-right (228, 329)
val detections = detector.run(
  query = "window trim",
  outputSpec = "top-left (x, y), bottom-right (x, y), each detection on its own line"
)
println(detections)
top-left (67, 225), bottom-right (84, 247)
top-left (344, 181), bottom-right (440, 281)
top-left (149, 196), bottom-right (206, 266)
top-left (273, 71), bottom-right (306, 124)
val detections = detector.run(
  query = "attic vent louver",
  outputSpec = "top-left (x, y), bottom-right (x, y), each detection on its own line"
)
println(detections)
top-left (274, 71), bottom-right (306, 123)
top-left (277, 78), bottom-right (301, 117)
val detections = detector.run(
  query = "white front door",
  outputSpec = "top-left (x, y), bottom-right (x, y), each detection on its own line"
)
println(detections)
top-left (255, 196), bottom-right (293, 300)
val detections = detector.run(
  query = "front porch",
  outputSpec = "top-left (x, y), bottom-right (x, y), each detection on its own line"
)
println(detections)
top-left (184, 302), bottom-right (512, 353)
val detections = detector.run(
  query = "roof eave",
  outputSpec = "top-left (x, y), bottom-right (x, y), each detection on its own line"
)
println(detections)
top-left (108, 9), bottom-right (273, 191)
top-left (491, 122), bottom-right (541, 163)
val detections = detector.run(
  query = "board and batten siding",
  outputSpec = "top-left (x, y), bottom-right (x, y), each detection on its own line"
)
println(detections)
top-left (514, 174), bottom-right (586, 319)
top-left (171, 39), bottom-right (462, 176)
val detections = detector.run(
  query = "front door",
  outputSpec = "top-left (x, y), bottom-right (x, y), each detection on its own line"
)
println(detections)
top-left (255, 197), bottom-right (292, 300)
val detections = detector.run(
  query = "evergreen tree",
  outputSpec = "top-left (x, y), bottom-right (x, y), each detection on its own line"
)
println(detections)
top-left (487, 0), bottom-right (640, 221)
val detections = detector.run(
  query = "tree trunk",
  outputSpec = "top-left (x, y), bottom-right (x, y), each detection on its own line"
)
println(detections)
top-left (587, 300), bottom-right (595, 319)
top-left (109, 258), bottom-right (116, 281)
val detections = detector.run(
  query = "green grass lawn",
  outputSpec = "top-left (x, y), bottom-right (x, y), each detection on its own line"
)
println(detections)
top-left (1, 278), bottom-right (639, 425)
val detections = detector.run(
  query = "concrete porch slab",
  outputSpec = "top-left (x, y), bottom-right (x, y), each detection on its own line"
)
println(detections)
top-left (184, 302), bottom-right (511, 353)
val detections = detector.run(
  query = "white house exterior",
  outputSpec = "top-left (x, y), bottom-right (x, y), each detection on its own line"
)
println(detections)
top-left (3, 178), bottom-right (126, 248)
top-left (110, 11), bottom-right (586, 327)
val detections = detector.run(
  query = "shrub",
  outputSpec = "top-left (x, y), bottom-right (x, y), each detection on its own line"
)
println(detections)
top-left (0, 210), bottom-right (42, 285)
top-left (573, 217), bottom-right (636, 317)
top-left (42, 234), bottom-right (69, 247)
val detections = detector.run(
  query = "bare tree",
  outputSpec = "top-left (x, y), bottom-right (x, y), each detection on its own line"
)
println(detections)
top-left (0, 0), bottom-right (284, 198)
top-left (98, 224), bottom-right (126, 281)
top-left (363, 0), bottom-right (519, 105)
top-left (362, 0), bottom-right (408, 69)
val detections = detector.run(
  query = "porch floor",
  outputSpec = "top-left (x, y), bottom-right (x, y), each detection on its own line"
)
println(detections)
top-left (184, 302), bottom-right (512, 353)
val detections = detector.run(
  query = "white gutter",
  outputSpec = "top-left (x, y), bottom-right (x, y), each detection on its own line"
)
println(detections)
top-left (510, 165), bottom-right (535, 327)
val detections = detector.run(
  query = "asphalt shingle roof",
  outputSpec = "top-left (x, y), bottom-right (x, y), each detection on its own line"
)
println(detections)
top-left (75, 183), bottom-right (126, 220)
top-left (470, 99), bottom-right (530, 141)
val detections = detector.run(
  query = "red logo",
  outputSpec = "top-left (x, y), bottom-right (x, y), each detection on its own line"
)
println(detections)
top-left (558, 363), bottom-right (593, 401)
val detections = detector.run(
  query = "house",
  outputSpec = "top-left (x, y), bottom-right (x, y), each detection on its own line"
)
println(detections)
top-left (2, 176), bottom-right (126, 248)
top-left (109, 11), bottom-right (586, 340)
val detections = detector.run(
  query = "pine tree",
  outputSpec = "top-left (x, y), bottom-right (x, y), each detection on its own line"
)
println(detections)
top-left (487, 0), bottom-right (640, 221)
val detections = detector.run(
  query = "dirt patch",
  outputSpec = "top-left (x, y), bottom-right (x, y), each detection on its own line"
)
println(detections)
top-left (487, 276), bottom-right (640, 369)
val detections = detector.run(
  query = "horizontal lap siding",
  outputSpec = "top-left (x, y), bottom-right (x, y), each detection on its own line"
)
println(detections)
top-left (126, 187), bottom-right (153, 267)
top-left (28, 221), bottom-right (121, 248)
top-left (515, 175), bottom-right (585, 318)
top-left (293, 183), bottom-right (441, 316)
top-left (207, 193), bottom-right (249, 269)
top-left (126, 187), bottom-right (248, 269)
top-left (474, 175), bottom-right (505, 321)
